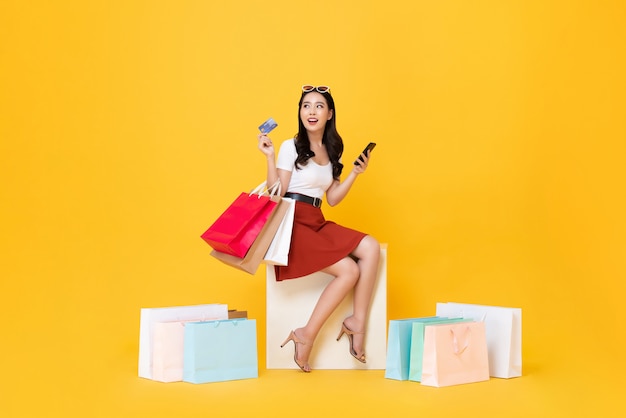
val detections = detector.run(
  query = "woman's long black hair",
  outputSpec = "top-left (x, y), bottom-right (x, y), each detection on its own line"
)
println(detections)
top-left (293, 90), bottom-right (344, 181)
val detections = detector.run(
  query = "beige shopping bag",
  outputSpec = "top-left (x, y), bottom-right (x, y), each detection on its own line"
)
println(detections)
top-left (420, 321), bottom-right (490, 387)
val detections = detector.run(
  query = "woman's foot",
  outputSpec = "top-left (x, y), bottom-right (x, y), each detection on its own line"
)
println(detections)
top-left (280, 328), bottom-right (312, 372)
top-left (337, 316), bottom-right (366, 363)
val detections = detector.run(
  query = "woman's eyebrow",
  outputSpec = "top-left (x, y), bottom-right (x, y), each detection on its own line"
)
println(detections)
top-left (302, 101), bottom-right (326, 106)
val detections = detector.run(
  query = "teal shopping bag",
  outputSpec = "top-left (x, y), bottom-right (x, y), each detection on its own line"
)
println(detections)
top-left (408, 317), bottom-right (471, 382)
top-left (183, 319), bottom-right (258, 384)
top-left (385, 317), bottom-right (439, 380)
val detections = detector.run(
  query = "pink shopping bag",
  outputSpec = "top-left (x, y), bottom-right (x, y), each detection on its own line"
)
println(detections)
top-left (152, 321), bottom-right (188, 382)
top-left (420, 321), bottom-right (490, 387)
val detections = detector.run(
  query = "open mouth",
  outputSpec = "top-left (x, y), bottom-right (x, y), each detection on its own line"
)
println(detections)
top-left (307, 118), bottom-right (319, 125)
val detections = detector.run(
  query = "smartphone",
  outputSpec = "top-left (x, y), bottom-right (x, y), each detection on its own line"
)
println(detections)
top-left (354, 142), bottom-right (377, 165)
top-left (259, 117), bottom-right (278, 134)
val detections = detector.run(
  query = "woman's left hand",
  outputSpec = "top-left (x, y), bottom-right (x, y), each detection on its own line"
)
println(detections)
top-left (352, 153), bottom-right (370, 174)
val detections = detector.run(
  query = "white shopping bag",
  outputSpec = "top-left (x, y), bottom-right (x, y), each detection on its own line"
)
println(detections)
top-left (435, 302), bottom-right (522, 378)
top-left (138, 303), bottom-right (228, 380)
top-left (263, 197), bottom-right (295, 266)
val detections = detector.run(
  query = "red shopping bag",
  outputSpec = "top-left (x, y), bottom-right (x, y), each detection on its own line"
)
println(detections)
top-left (201, 182), bottom-right (280, 258)
top-left (210, 196), bottom-right (288, 274)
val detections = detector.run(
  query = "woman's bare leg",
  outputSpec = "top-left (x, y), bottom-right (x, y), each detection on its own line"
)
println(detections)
top-left (293, 257), bottom-right (360, 370)
top-left (293, 236), bottom-right (380, 367)
top-left (341, 236), bottom-right (380, 358)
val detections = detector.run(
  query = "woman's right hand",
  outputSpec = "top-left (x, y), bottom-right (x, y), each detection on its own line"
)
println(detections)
top-left (257, 134), bottom-right (275, 157)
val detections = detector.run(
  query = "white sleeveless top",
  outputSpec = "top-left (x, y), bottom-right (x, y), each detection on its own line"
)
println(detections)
top-left (276, 139), bottom-right (334, 199)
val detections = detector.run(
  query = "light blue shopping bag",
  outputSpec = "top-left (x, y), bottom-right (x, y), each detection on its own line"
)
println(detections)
top-left (183, 319), bottom-right (258, 384)
top-left (385, 317), bottom-right (439, 380)
top-left (408, 317), bottom-right (472, 382)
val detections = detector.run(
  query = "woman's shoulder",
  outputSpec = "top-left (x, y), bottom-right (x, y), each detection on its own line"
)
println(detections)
top-left (281, 137), bottom-right (296, 146)
top-left (279, 138), bottom-right (296, 152)
top-left (276, 138), bottom-right (297, 166)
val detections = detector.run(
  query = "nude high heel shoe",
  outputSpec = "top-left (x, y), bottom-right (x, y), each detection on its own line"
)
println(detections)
top-left (280, 330), bottom-right (311, 372)
top-left (336, 322), bottom-right (366, 363)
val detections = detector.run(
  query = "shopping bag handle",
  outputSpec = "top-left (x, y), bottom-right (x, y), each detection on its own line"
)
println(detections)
top-left (173, 314), bottom-right (215, 327)
top-left (450, 326), bottom-right (471, 355)
top-left (267, 180), bottom-right (281, 196)
top-left (457, 310), bottom-right (488, 322)
top-left (250, 181), bottom-right (281, 198)
top-left (210, 319), bottom-right (245, 327)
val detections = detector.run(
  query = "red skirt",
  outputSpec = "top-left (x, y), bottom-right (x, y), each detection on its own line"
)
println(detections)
top-left (274, 200), bottom-right (367, 281)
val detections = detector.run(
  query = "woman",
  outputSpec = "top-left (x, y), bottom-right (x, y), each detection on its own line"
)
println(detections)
top-left (257, 85), bottom-right (380, 373)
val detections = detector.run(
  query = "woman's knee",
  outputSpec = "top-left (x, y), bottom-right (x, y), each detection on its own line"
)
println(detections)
top-left (355, 235), bottom-right (380, 260)
top-left (326, 257), bottom-right (360, 285)
top-left (342, 258), bottom-right (361, 283)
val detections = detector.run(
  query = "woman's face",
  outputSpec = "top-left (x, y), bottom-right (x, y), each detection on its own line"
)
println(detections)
top-left (300, 92), bottom-right (333, 135)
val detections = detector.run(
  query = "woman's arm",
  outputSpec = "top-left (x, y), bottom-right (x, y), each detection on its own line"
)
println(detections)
top-left (258, 134), bottom-right (292, 196)
top-left (325, 153), bottom-right (370, 206)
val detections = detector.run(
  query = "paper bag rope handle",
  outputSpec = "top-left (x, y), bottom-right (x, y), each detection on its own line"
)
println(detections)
top-left (250, 180), bottom-right (281, 198)
top-left (450, 326), bottom-right (471, 355)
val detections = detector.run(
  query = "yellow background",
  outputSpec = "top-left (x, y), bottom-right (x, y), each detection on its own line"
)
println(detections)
top-left (1, 1), bottom-right (624, 417)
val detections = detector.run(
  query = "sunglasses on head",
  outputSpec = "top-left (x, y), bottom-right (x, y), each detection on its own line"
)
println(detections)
top-left (302, 85), bottom-right (330, 94)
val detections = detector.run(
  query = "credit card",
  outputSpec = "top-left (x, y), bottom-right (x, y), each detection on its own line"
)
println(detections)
top-left (259, 117), bottom-right (278, 134)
